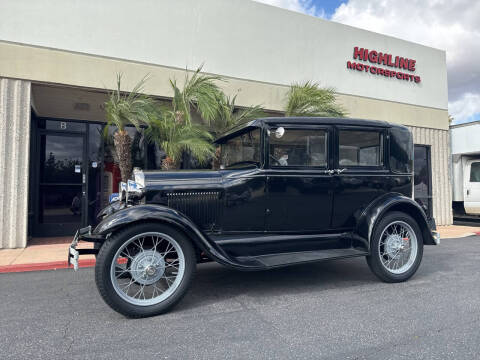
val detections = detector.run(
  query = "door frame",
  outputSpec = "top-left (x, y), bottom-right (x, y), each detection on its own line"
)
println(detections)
top-left (463, 159), bottom-right (480, 214)
top-left (29, 117), bottom-right (152, 238)
top-left (33, 129), bottom-right (88, 237)
top-left (331, 125), bottom-right (389, 230)
top-left (413, 144), bottom-right (433, 218)
top-left (264, 124), bottom-right (334, 233)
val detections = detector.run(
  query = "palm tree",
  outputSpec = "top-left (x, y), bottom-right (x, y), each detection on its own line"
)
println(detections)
top-left (209, 94), bottom-right (264, 169)
top-left (147, 66), bottom-right (263, 170)
top-left (210, 94), bottom-right (264, 137)
top-left (285, 81), bottom-right (346, 117)
top-left (145, 109), bottom-right (215, 170)
top-left (147, 65), bottom-right (224, 170)
top-left (169, 65), bottom-right (225, 126)
top-left (104, 74), bottom-right (155, 182)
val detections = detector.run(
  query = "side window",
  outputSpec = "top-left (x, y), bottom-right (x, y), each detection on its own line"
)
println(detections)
top-left (470, 162), bottom-right (480, 182)
top-left (339, 130), bottom-right (383, 167)
top-left (269, 129), bottom-right (327, 167)
top-left (390, 127), bottom-right (413, 173)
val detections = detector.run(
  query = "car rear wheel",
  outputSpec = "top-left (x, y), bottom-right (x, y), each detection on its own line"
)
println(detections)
top-left (95, 223), bottom-right (196, 318)
top-left (367, 211), bottom-right (423, 283)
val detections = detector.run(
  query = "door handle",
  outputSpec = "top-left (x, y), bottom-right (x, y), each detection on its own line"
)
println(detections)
top-left (335, 168), bottom-right (347, 174)
top-left (467, 189), bottom-right (470, 196)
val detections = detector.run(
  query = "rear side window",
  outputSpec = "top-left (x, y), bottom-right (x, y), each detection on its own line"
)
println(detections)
top-left (470, 162), bottom-right (480, 182)
top-left (339, 130), bottom-right (383, 167)
top-left (390, 127), bottom-right (413, 173)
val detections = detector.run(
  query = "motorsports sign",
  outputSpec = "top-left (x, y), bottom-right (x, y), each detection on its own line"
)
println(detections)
top-left (347, 46), bottom-right (421, 83)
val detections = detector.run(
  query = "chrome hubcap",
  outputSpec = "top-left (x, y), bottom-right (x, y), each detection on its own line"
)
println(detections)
top-left (110, 232), bottom-right (185, 306)
top-left (130, 250), bottom-right (165, 286)
top-left (379, 221), bottom-right (418, 274)
top-left (385, 234), bottom-right (405, 257)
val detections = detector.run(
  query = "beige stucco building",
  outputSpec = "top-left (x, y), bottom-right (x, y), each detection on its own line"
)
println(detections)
top-left (0, 0), bottom-right (451, 249)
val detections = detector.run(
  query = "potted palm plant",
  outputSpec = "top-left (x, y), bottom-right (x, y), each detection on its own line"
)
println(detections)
top-left (104, 74), bottom-right (155, 182)
top-left (146, 109), bottom-right (215, 170)
top-left (146, 66), bottom-right (223, 169)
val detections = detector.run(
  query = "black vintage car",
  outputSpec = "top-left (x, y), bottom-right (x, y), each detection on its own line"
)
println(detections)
top-left (69, 117), bottom-right (440, 317)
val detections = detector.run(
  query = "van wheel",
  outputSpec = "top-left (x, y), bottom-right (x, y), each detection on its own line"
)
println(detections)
top-left (95, 223), bottom-right (196, 318)
top-left (367, 211), bottom-right (423, 283)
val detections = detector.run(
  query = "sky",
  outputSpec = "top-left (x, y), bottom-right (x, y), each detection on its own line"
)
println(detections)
top-left (253, 0), bottom-right (480, 124)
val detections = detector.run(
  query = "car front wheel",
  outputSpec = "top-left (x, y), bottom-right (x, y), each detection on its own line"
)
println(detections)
top-left (95, 223), bottom-right (196, 318)
top-left (367, 211), bottom-right (423, 283)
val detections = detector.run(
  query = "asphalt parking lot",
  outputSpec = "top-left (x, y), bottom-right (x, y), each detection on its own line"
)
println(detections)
top-left (1, 236), bottom-right (479, 360)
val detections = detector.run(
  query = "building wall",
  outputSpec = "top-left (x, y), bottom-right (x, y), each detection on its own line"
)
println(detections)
top-left (0, 78), bottom-right (31, 249)
top-left (0, 41), bottom-right (449, 130)
top-left (409, 126), bottom-right (452, 226)
top-left (0, 0), bottom-right (452, 248)
top-left (0, 0), bottom-right (448, 111)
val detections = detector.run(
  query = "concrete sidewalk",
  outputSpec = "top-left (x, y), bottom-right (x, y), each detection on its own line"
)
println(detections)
top-left (437, 225), bottom-right (480, 239)
top-left (0, 239), bottom-right (95, 273)
top-left (0, 225), bottom-right (478, 273)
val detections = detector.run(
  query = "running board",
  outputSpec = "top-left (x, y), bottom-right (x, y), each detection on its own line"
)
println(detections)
top-left (234, 248), bottom-right (368, 269)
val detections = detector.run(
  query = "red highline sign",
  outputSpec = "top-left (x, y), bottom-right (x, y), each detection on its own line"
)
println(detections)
top-left (347, 46), bottom-right (421, 83)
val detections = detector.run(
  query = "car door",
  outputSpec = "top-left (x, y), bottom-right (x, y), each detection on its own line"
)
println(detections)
top-left (464, 160), bottom-right (480, 215)
top-left (220, 128), bottom-right (267, 232)
top-left (265, 125), bottom-right (333, 233)
top-left (331, 126), bottom-right (389, 229)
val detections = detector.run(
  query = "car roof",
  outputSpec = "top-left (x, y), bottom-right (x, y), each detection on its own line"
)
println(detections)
top-left (215, 117), bottom-right (406, 143)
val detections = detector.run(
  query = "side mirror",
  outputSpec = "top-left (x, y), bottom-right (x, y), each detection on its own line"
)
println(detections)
top-left (272, 127), bottom-right (285, 139)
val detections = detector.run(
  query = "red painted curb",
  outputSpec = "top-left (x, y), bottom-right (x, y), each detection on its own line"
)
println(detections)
top-left (0, 259), bottom-right (96, 273)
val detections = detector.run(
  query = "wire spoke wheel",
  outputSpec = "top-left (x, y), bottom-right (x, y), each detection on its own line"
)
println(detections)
top-left (378, 220), bottom-right (418, 274)
top-left (110, 232), bottom-right (185, 306)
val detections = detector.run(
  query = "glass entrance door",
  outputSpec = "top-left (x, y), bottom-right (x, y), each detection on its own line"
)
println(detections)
top-left (29, 118), bottom-right (150, 238)
top-left (36, 132), bottom-right (86, 236)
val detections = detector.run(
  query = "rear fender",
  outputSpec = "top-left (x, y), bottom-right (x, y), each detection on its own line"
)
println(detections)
top-left (93, 204), bottom-right (234, 266)
top-left (355, 193), bottom-right (437, 249)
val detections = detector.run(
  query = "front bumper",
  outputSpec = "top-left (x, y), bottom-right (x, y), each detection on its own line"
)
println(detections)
top-left (68, 226), bottom-right (105, 271)
top-left (427, 217), bottom-right (440, 245)
top-left (432, 230), bottom-right (441, 245)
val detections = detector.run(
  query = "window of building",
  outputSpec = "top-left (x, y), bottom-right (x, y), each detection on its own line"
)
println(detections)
top-left (339, 130), bottom-right (383, 167)
top-left (470, 162), bottom-right (480, 182)
top-left (269, 129), bottom-right (327, 167)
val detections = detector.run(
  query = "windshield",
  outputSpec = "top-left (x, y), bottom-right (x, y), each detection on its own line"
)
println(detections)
top-left (220, 129), bottom-right (261, 168)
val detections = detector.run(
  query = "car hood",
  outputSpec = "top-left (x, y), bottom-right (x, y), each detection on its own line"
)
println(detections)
top-left (143, 170), bottom-right (224, 191)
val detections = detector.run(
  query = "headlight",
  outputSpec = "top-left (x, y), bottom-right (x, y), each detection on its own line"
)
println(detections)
top-left (127, 179), bottom-right (142, 193)
top-left (126, 170), bottom-right (145, 202)
top-left (117, 169), bottom-right (145, 204)
top-left (119, 182), bottom-right (127, 201)
top-left (133, 168), bottom-right (145, 188)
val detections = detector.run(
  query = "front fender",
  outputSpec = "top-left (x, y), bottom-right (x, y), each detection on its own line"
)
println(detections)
top-left (93, 204), bottom-right (233, 266)
top-left (355, 193), bottom-right (437, 248)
